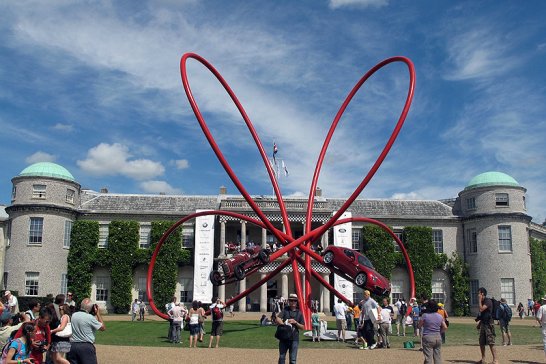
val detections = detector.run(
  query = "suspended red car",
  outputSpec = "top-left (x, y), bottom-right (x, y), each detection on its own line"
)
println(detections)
top-left (210, 246), bottom-right (270, 286)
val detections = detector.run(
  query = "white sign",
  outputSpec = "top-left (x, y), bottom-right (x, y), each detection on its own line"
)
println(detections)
top-left (193, 211), bottom-right (215, 303)
top-left (333, 211), bottom-right (353, 300)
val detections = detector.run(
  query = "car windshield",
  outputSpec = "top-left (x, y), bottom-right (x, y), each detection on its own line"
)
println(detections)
top-left (357, 254), bottom-right (375, 269)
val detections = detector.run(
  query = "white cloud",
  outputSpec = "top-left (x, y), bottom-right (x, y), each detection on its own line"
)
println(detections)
top-left (52, 123), bottom-right (74, 132)
top-left (139, 180), bottom-right (181, 195)
top-left (174, 159), bottom-right (189, 169)
top-left (77, 143), bottom-right (164, 180)
top-left (390, 191), bottom-right (421, 200)
top-left (329, 0), bottom-right (389, 9)
top-left (25, 151), bottom-right (56, 164)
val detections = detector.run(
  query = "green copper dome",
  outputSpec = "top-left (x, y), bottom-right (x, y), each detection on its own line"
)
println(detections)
top-left (465, 171), bottom-right (519, 190)
top-left (19, 162), bottom-right (75, 182)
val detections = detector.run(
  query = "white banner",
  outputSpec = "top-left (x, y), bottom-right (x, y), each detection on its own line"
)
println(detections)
top-left (333, 211), bottom-right (353, 300)
top-left (193, 211), bottom-right (215, 304)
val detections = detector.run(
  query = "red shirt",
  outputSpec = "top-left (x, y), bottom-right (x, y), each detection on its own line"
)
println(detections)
top-left (14, 322), bottom-right (51, 364)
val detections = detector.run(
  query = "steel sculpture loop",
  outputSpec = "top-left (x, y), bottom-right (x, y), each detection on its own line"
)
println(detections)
top-left (147, 53), bottom-right (417, 329)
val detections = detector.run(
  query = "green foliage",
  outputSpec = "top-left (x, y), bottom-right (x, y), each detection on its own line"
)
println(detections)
top-left (362, 225), bottom-right (396, 279)
top-left (150, 221), bottom-right (182, 312)
top-left (530, 238), bottom-right (546, 300)
top-left (67, 220), bottom-right (99, 303)
top-left (108, 220), bottom-right (140, 314)
top-left (67, 219), bottom-right (189, 314)
top-left (447, 252), bottom-right (471, 316)
top-left (404, 226), bottom-right (435, 300)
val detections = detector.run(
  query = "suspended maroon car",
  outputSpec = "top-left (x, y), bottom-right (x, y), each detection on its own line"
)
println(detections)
top-left (322, 246), bottom-right (391, 296)
top-left (210, 246), bottom-right (270, 286)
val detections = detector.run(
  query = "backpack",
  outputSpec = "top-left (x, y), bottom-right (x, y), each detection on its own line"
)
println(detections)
top-left (1, 337), bottom-right (23, 363)
top-left (399, 303), bottom-right (407, 316)
top-left (500, 303), bottom-right (512, 321)
top-left (211, 305), bottom-right (223, 321)
top-left (491, 298), bottom-right (501, 321)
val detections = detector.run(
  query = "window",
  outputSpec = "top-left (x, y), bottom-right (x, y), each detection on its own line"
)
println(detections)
top-left (393, 231), bottom-right (403, 252)
top-left (138, 277), bottom-right (147, 302)
top-left (467, 197), bottom-right (476, 210)
top-left (182, 227), bottom-right (194, 248)
top-left (139, 224), bottom-right (151, 249)
top-left (266, 232), bottom-right (275, 244)
top-left (432, 230), bottom-right (443, 254)
top-left (469, 280), bottom-right (479, 305)
top-left (180, 278), bottom-right (193, 303)
top-left (98, 224), bottom-right (109, 248)
top-left (353, 289), bottom-right (363, 305)
top-left (391, 280), bottom-right (403, 303)
top-left (498, 226), bottom-right (512, 252)
top-left (11, 186), bottom-right (16, 200)
top-left (61, 273), bottom-right (68, 295)
top-left (66, 189), bottom-right (75, 204)
top-left (29, 217), bottom-right (44, 244)
top-left (500, 278), bottom-right (515, 305)
top-left (95, 277), bottom-right (109, 302)
top-left (496, 193), bottom-right (509, 206)
top-left (432, 280), bottom-right (445, 303)
top-left (467, 228), bottom-right (477, 254)
top-left (6, 222), bottom-right (11, 247)
top-left (352, 228), bottom-right (362, 250)
top-left (3, 272), bottom-right (8, 290)
top-left (63, 220), bottom-right (73, 248)
top-left (32, 184), bottom-right (46, 199)
top-left (25, 272), bottom-right (39, 296)
top-left (523, 196), bottom-right (526, 210)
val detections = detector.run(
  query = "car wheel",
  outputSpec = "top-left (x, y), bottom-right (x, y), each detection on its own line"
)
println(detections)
top-left (234, 264), bottom-right (245, 280)
top-left (258, 250), bottom-right (270, 264)
top-left (323, 251), bottom-right (334, 264)
top-left (209, 270), bottom-right (222, 286)
top-left (355, 272), bottom-right (367, 288)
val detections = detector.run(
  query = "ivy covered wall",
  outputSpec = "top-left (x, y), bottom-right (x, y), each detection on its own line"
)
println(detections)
top-left (67, 220), bottom-right (190, 313)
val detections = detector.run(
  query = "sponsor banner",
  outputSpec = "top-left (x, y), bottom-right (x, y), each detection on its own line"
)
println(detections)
top-left (333, 211), bottom-right (353, 300)
top-left (193, 211), bottom-right (215, 303)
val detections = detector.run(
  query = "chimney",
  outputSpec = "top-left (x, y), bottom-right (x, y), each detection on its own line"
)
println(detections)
top-left (315, 187), bottom-right (322, 197)
top-left (219, 186), bottom-right (227, 195)
top-left (100, 187), bottom-right (109, 194)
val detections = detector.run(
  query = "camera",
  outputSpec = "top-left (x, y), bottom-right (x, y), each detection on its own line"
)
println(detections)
top-left (36, 340), bottom-right (47, 353)
top-left (90, 304), bottom-right (98, 316)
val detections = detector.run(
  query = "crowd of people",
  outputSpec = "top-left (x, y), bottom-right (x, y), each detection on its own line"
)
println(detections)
top-left (0, 291), bottom-right (105, 364)
top-left (163, 297), bottom-right (227, 348)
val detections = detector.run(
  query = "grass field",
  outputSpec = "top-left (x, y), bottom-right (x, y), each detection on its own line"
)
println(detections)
top-left (95, 320), bottom-right (542, 349)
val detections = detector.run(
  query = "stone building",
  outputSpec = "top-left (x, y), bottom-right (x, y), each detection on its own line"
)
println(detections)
top-left (2, 162), bottom-right (545, 314)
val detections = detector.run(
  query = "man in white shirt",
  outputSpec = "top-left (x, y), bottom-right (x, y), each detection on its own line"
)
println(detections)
top-left (333, 299), bottom-right (348, 342)
top-left (4, 291), bottom-right (19, 314)
top-left (535, 296), bottom-right (546, 361)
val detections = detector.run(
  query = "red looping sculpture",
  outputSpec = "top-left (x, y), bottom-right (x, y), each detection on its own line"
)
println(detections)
top-left (147, 53), bottom-right (417, 329)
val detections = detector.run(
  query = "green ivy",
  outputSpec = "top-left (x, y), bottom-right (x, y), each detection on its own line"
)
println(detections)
top-left (447, 252), bottom-right (470, 316)
top-left (150, 221), bottom-right (183, 313)
top-left (67, 219), bottom-right (189, 313)
top-left (362, 225), bottom-right (396, 279)
top-left (108, 220), bottom-right (139, 313)
top-left (67, 220), bottom-right (99, 303)
top-left (530, 238), bottom-right (546, 300)
top-left (404, 226), bottom-right (435, 300)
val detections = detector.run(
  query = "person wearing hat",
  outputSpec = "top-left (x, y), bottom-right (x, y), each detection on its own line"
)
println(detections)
top-left (535, 295), bottom-right (546, 360)
top-left (4, 291), bottom-right (19, 314)
top-left (275, 293), bottom-right (304, 363)
top-left (437, 302), bottom-right (448, 343)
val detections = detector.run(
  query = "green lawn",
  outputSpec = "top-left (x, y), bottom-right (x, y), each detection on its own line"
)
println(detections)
top-left (95, 320), bottom-right (542, 348)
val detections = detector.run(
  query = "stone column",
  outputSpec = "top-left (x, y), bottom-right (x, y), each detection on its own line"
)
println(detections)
top-left (261, 227), bottom-right (267, 249)
top-left (260, 273), bottom-right (267, 312)
top-left (281, 272), bottom-right (289, 299)
top-left (218, 220), bottom-right (226, 302)
top-left (321, 273), bottom-right (331, 313)
top-left (239, 221), bottom-right (247, 312)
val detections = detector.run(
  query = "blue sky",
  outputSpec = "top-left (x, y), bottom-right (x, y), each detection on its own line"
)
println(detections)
top-left (1, 0), bottom-right (545, 223)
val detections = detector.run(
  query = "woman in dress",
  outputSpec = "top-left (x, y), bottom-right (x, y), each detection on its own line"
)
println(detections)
top-left (50, 304), bottom-right (72, 364)
top-left (418, 300), bottom-right (448, 364)
top-left (188, 300), bottom-right (205, 348)
top-left (5, 322), bottom-right (35, 364)
top-left (311, 308), bottom-right (321, 342)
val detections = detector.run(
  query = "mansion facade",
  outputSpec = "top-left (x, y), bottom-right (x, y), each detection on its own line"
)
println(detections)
top-left (0, 162), bottom-right (545, 314)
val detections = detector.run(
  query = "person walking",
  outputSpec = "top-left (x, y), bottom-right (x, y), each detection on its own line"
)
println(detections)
top-left (517, 302), bottom-right (525, 319)
top-left (275, 293), bottom-right (304, 364)
top-left (361, 290), bottom-right (380, 350)
top-left (418, 300), bottom-right (447, 364)
top-left (311, 308), bottom-right (320, 342)
top-left (535, 295), bottom-right (546, 361)
top-left (476, 287), bottom-right (499, 364)
top-left (437, 303), bottom-right (448, 344)
top-left (497, 298), bottom-right (512, 346)
top-left (66, 298), bottom-right (106, 364)
top-left (131, 299), bottom-right (139, 322)
top-left (333, 299), bottom-right (347, 342)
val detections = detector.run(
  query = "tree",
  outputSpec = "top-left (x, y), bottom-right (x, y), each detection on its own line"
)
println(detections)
top-left (447, 252), bottom-right (470, 316)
